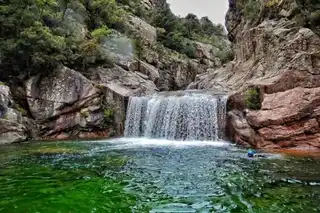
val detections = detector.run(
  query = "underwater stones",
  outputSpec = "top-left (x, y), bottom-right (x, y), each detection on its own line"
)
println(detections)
top-left (150, 203), bottom-right (196, 213)
top-left (31, 146), bottom-right (83, 155)
top-left (78, 130), bottom-right (110, 139)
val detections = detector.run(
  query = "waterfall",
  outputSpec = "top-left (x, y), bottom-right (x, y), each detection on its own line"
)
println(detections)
top-left (124, 91), bottom-right (227, 141)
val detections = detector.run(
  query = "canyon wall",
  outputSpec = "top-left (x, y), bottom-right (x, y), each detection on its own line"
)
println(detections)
top-left (190, 0), bottom-right (320, 150)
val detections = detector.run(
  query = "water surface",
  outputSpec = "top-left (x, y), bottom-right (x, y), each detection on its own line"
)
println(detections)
top-left (0, 138), bottom-right (320, 213)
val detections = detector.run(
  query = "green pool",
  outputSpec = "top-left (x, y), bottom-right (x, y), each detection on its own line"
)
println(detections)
top-left (0, 138), bottom-right (319, 213)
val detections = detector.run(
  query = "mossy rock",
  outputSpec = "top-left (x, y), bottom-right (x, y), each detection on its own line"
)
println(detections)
top-left (31, 147), bottom-right (84, 155)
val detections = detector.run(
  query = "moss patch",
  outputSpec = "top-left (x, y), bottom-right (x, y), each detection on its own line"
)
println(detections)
top-left (31, 147), bottom-right (83, 155)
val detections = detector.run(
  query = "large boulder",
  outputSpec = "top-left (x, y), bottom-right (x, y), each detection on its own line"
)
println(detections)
top-left (26, 66), bottom-right (99, 121)
top-left (247, 87), bottom-right (320, 128)
top-left (25, 66), bottom-right (118, 139)
top-left (125, 15), bottom-right (157, 45)
top-left (87, 65), bottom-right (158, 96)
top-left (101, 32), bottom-right (136, 70)
top-left (129, 60), bottom-right (160, 84)
top-left (193, 41), bottom-right (217, 61)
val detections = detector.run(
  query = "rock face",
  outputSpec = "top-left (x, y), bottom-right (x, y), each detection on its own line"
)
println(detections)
top-left (125, 15), bottom-right (157, 45)
top-left (25, 66), bottom-right (115, 139)
top-left (0, 85), bottom-right (28, 144)
top-left (22, 64), bottom-right (158, 141)
top-left (190, 0), bottom-right (320, 150)
top-left (102, 30), bottom-right (220, 92)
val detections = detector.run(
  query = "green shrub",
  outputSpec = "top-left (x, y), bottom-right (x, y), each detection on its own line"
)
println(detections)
top-left (103, 108), bottom-right (114, 124)
top-left (91, 26), bottom-right (112, 42)
top-left (78, 38), bottom-right (115, 70)
top-left (244, 88), bottom-right (261, 110)
top-left (244, 0), bottom-right (261, 22)
top-left (216, 49), bottom-right (235, 64)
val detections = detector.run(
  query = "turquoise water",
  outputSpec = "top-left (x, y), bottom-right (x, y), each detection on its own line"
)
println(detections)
top-left (0, 138), bottom-right (320, 213)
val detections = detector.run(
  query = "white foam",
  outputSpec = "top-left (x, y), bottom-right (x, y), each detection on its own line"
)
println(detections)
top-left (90, 137), bottom-right (231, 149)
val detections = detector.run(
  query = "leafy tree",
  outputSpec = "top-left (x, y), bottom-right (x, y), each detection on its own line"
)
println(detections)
top-left (151, 3), bottom-right (178, 33)
top-left (184, 13), bottom-right (201, 38)
top-left (91, 25), bottom-right (112, 42)
top-left (0, 0), bottom-right (128, 80)
top-left (0, 0), bottom-right (66, 78)
top-left (88, 0), bottom-right (124, 30)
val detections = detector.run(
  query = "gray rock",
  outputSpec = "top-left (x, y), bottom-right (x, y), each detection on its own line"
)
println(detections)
top-left (88, 65), bottom-right (158, 96)
top-left (26, 65), bottom-right (99, 121)
top-left (125, 15), bottom-right (157, 45)
top-left (0, 85), bottom-right (29, 144)
top-left (138, 61), bottom-right (160, 83)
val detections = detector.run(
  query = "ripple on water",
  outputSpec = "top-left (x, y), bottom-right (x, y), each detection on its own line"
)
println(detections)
top-left (0, 140), bottom-right (320, 213)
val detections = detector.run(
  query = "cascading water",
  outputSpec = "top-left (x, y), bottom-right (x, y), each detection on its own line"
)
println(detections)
top-left (124, 91), bottom-right (227, 141)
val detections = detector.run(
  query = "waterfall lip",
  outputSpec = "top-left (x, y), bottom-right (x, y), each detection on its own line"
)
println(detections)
top-left (132, 89), bottom-right (228, 98)
top-left (96, 138), bottom-right (232, 149)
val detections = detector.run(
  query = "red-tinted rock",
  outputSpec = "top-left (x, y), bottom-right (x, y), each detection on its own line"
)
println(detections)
top-left (247, 87), bottom-right (320, 128)
top-left (258, 119), bottom-right (319, 141)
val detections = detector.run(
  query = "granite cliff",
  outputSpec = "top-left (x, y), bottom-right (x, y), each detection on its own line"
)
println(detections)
top-left (190, 0), bottom-right (320, 150)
